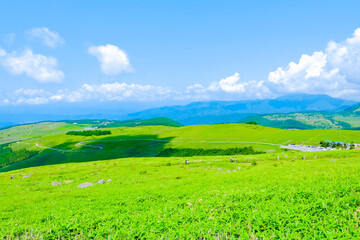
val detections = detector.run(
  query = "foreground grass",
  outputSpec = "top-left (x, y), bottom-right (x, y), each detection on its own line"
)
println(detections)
top-left (1, 150), bottom-right (360, 239)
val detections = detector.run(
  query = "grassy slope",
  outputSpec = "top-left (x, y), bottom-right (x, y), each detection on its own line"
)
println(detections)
top-left (0, 122), bottom-right (91, 145)
top-left (2, 123), bottom-right (360, 172)
top-left (1, 150), bottom-right (360, 238)
top-left (240, 112), bottom-right (360, 129)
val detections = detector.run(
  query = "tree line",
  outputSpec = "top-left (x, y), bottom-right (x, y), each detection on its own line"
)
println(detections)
top-left (66, 130), bottom-right (112, 136)
top-left (156, 146), bottom-right (264, 157)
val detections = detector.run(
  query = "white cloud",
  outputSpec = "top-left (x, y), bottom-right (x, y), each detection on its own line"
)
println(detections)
top-left (209, 72), bottom-right (268, 94)
top-left (190, 73), bottom-right (273, 100)
top-left (16, 97), bottom-right (49, 105)
top-left (88, 44), bottom-right (132, 75)
top-left (26, 27), bottom-right (65, 48)
top-left (267, 51), bottom-right (345, 94)
top-left (326, 28), bottom-right (360, 83)
top-left (265, 28), bottom-right (360, 99)
top-left (77, 82), bottom-right (174, 101)
top-left (14, 88), bottom-right (46, 96)
top-left (0, 49), bottom-right (64, 83)
top-left (1, 82), bottom-right (178, 105)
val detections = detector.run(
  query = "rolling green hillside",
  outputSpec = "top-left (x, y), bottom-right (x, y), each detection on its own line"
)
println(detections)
top-left (239, 112), bottom-right (360, 129)
top-left (2, 123), bottom-right (360, 172)
top-left (0, 122), bottom-right (92, 145)
top-left (1, 150), bottom-right (360, 238)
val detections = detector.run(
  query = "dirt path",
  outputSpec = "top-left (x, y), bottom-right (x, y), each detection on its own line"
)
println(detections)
top-left (35, 143), bottom-right (77, 152)
top-left (76, 141), bottom-right (104, 149)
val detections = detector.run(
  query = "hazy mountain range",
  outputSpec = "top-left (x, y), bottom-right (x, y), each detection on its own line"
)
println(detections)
top-left (129, 94), bottom-right (357, 125)
top-left (0, 93), bottom-right (357, 128)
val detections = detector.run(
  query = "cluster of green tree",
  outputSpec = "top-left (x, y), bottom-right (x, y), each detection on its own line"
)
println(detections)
top-left (66, 130), bottom-right (111, 136)
top-left (319, 141), bottom-right (352, 149)
top-left (156, 147), bottom-right (264, 157)
top-left (240, 113), bottom-right (354, 130)
top-left (245, 121), bottom-right (258, 125)
top-left (0, 143), bottom-right (38, 168)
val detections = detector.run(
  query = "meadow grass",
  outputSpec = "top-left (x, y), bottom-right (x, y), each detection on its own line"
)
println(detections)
top-left (2, 123), bottom-right (360, 172)
top-left (0, 122), bottom-right (91, 145)
top-left (0, 150), bottom-right (359, 239)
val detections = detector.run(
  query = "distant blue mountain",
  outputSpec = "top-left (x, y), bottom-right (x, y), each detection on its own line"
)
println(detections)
top-left (0, 93), bottom-right (357, 127)
top-left (129, 94), bottom-right (357, 125)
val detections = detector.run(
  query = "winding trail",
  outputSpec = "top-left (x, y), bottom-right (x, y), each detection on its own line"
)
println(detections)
top-left (76, 141), bottom-right (104, 149)
top-left (31, 138), bottom-right (281, 153)
top-left (35, 143), bottom-right (77, 152)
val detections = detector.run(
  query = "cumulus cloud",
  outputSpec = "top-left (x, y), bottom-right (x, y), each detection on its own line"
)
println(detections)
top-left (0, 49), bottom-right (64, 83)
top-left (267, 51), bottom-right (345, 94)
top-left (0, 82), bottom-right (177, 105)
top-left (26, 27), bottom-right (65, 48)
top-left (326, 28), bottom-right (360, 83)
top-left (183, 73), bottom-right (273, 100)
top-left (88, 44), bottom-right (132, 75)
top-left (209, 72), bottom-right (270, 96)
top-left (266, 28), bottom-right (360, 98)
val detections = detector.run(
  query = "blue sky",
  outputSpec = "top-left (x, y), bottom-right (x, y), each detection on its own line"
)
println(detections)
top-left (1, 0), bottom-right (360, 109)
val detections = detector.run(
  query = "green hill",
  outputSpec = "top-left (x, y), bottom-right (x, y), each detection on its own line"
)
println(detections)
top-left (239, 112), bottom-right (360, 129)
top-left (343, 103), bottom-right (360, 113)
top-left (2, 123), bottom-right (360, 172)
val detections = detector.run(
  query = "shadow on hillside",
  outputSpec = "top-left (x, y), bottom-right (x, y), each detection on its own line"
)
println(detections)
top-left (1, 134), bottom-right (174, 172)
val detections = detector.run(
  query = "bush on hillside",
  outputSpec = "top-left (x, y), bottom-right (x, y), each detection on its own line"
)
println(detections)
top-left (156, 147), bottom-right (264, 157)
top-left (66, 130), bottom-right (111, 136)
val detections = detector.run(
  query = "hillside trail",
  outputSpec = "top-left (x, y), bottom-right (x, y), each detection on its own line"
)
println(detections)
top-left (26, 138), bottom-right (281, 153)
top-left (76, 141), bottom-right (103, 149)
top-left (34, 143), bottom-right (78, 152)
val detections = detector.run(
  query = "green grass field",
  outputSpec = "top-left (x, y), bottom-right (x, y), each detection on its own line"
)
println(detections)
top-left (0, 122), bottom-right (91, 145)
top-left (1, 150), bottom-right (360, 238)
top-left (240, 112), bottom-right (360, 130)
top-left (1, 122), bottom-right (360, 238)
top-left (2, 123), bottom-right (360, 172)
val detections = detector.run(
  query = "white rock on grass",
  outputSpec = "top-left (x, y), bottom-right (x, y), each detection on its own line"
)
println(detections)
top-left (106, 179), bottom-right (112, 182)
top-left (217, 168), bottom-right (223, 171)
top-left (23, 174), bottom-right (32, 178)
top-left (96, 179), bottom-right (105, 184)
top-left (238, 167), bottom-right (241, 170)
top-left (52, 182), bottom-right (62, 186)
top-left (78, 182), bottom-right (93, 188)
